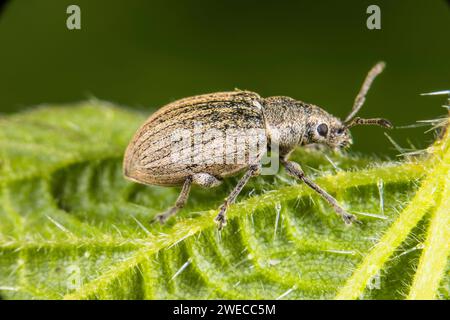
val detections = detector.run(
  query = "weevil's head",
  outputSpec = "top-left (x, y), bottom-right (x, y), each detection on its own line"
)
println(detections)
top-left (306, 107), bottom-right (353, 150)
top-left (305, 61), bottom-right (394, 150)
top-left (263, 60), bottom-right (393, 152)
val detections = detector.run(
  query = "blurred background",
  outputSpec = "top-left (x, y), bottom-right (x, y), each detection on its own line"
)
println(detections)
top-left (0, 0), bottom-right (448, 155)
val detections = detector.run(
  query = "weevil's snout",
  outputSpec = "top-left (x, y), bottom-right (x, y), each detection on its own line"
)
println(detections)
top-left (331, 124), bottom-right (353, 150)
top-left (339, 133), bottom-right (353, 149)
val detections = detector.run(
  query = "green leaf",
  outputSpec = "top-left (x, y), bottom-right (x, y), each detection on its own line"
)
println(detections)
top-left (0, 100), bottom-right (448, 300)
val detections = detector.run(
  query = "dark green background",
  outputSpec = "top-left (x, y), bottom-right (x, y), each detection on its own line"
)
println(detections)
top-left (0, 0), bottom-right (449, 155)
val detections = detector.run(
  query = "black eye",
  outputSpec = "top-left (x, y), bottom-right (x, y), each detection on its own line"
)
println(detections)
top-left (317, 123), bottom-right (328, 137)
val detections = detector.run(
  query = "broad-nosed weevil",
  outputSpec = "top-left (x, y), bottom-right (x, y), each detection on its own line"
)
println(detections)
top-left (124, 62), bottom-right (392, 229)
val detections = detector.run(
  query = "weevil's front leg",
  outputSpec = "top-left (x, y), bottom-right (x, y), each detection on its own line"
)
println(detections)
top-left (215, 164), bottom-right (260, 230)
top-left (153, 176), bottom-right (192, 224)
top-left (281, 159), bottom-right (356, 224)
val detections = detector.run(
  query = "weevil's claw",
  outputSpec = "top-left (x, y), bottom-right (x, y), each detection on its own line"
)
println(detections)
top-left (151, 214), bottom-right (167, 225)
top-left (342, 212), bottom-right (358, 225)
top-left (151, 208), bottom-right (175, 225)
top-left (214, 205), bottom-right (228, 230)
top-left (379, 118), bottom-right (393, 129)
top-left (215, 217), bottom-right (227, 230)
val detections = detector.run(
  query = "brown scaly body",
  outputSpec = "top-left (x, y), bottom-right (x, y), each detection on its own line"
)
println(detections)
top-left (124, 62), bottom-right (392, 229)
top-left (124, 91), bottom-right (266, 186)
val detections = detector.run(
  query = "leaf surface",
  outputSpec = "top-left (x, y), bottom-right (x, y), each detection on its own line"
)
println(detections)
top-left (0, 101), bottom-right (448, 299)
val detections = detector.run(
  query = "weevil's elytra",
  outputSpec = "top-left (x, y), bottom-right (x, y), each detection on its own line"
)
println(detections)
top-left (123, 62), bottom-right (393, 229)
top-left (124, 91), bottom-right (266, 187)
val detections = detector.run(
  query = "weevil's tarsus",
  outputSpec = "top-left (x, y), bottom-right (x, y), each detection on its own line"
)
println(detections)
top-left (281, 159), bottom-right (357, 225)
top-left (153, 176), bottom-right (193, 224)
top-left (214, 164), bottom-right (260, 230)
top-left (345, 61), bottom-right (386, 123)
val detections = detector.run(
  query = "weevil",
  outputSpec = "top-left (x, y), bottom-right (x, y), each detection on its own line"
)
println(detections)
top-left (123, 62), bottom-right (392, 229)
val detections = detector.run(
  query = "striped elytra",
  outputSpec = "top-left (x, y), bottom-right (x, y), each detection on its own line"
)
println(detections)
top-left (123, 91), bottom-right (267, 187)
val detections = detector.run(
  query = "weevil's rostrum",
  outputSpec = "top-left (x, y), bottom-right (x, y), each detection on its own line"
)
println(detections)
top-left (124, 62), bottom-right (393, 229)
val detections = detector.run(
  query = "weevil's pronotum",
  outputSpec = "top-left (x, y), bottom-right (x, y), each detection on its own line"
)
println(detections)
top-left (124, 62), bottom-right (392, 229)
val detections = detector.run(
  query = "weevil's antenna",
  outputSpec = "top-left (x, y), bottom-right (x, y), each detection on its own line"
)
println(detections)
top-left (344, 61), bottom-right (392, 129)
top-left (345, 61), bottom-right (385, 122)
top-left (346, 116), bottom-right (393, 129)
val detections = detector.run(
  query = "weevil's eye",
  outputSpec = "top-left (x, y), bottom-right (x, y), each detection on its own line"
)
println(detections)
top-left (317, 123), bottom-right (328, 137)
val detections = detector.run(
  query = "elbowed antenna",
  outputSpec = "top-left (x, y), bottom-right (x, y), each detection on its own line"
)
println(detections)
top-left (344, 61), bottom-right (392, 129)
top-left (345, 61), bottom-right (385, 122)
top-left (346, 116), bottom-right (393, 129)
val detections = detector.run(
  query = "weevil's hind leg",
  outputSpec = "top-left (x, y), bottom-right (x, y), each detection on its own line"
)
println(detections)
top-left (153, 176), bottom-right (193, 224)
top-left (281, 159), bottom-right (356, 224)
top-left (215, 165), bottom-right (260, 230)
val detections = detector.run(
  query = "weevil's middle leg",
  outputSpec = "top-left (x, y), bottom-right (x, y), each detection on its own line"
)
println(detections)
top-left (215, 164), bottom-right (260, 230)
top-left (281, 159), bottom-right (356, 224)
top-left (153, 176), bottom-right (192, 224)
